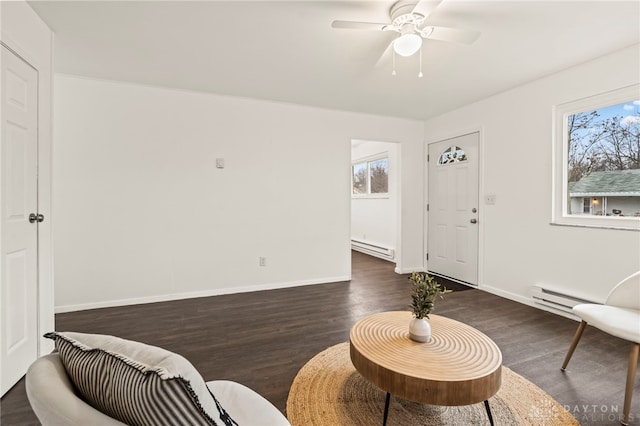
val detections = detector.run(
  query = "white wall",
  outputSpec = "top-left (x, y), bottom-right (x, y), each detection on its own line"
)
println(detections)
top-left (423, 44), bottom-right (640, 305)
top-left (53, 75), bottom-right (424, 311)
top-left (1, 0), bottom-right (54, 354)
top-left (52, 37), bottom-right (639, 315)
top-left (351, 141), bottom-right (399, 255)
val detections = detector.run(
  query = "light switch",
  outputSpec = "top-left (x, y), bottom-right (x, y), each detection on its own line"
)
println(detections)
top-left (485, 194), bottom-right (496, 205)
top-left (216, 158), bottom-right (225, 169)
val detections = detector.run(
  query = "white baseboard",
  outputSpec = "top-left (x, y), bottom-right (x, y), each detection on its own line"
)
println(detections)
top-left (479, 284), bottom-right (531, 305)
top-left (55, 275), bottom-right (351, 313)
top-left (394, 266), bottom-right (425, 274)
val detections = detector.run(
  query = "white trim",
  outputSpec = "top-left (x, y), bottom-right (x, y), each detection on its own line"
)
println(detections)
top-left (54, 275), bottom-right (351, 313)
top-left (351, 151), bottom-right (388, 164)
top-left (394, 265), bottom-right (424, 274)
top-left (549, 221), bottom-right (639, 231)
top-left (394, 142), bottom-right (403, 274)
top-left (351, 193), bottom-right (390, 199)
top-left (570, 192), bottom-right (640, 197)
top-left (0, 31), bottom-right (42, 71)
top-left (552, 84), bottom-right (640, 231)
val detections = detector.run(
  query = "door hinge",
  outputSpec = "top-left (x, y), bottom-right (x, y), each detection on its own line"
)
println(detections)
top-left (426, 204), bottom-right (429, 212)
top-left (426, 253), bottom-right (429, 261)
top-left (427, 154), bottom-right (430, 162)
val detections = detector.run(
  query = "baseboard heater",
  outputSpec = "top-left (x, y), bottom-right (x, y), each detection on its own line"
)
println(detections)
top-left (531, 285), bottom-right (598, 315)
top-left (351, 239), bottom-right (395, 261)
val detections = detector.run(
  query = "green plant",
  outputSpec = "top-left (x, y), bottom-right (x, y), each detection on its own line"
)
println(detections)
top-left (408, 272), bottom-right (451, 319)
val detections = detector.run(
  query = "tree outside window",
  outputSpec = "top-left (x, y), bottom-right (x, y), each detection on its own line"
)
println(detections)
top-left (565, 97), bottom-right (640, 219)
top-left (352, 162), bottom-right (368, 194)
top-left (369, 158), bottom-right (389, 194)
top-left (568, 102), bottom-right (640, 183)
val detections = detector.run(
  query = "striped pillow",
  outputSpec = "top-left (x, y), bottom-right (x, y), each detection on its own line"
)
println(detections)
top-left (45, 332), bottom-right (236, 426)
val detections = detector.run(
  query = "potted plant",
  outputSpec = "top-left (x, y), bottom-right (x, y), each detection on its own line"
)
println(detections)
top-left (408, 272), bottom-right (450, 342)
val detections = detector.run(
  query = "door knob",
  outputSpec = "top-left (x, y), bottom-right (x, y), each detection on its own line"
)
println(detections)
top-left (28, 213), bottom-right (44, 223)
top-left (470, 218), bottom-right (477, 224)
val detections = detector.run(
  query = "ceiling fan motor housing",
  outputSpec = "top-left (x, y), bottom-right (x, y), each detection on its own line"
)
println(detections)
top-left (390, 0), bottom-right (425, 26)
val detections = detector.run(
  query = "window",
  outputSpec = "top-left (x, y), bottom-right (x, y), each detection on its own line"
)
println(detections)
top-left (352, 162), bottom-right (368, 194)
top-left (352, 155), bottom-right (389, 196)
top-left (553, 84), bottom-right (640, 230)
top-left (438, 146), bottom-right (468, 165)
top-left (369, 158), bottom-right (389, 193)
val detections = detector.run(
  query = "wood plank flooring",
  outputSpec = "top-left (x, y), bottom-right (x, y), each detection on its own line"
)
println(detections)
top-left (1, 251), bottom-right (638, 425)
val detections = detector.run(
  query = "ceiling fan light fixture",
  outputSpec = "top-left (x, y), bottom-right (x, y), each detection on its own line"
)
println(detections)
top-left (393, 33), bottom-right (422, 57)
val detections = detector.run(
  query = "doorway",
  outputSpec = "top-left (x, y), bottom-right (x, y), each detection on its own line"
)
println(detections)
top-left (426, 132), bottom-right (479, 285)
top-left (350, 140), bottom-right (400, 266)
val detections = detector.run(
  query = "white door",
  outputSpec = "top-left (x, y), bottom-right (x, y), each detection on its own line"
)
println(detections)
top-left (427, 133), bottom-right (479, 285)
top-left (1, 44), bottom-right (39, 395)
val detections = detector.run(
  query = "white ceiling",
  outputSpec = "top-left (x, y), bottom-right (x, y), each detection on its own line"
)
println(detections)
top-left (28, 0), bottom-right (640, 120)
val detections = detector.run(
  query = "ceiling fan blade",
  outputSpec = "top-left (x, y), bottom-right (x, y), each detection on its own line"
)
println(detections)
top-left (423, 26), bottom-right (480, 44)
top-left (374, 40), bottom-right (395, 69)
top-left (412, 0), bottom-right (443, 19)
top-left (331, 20), bottom-right (387, 31)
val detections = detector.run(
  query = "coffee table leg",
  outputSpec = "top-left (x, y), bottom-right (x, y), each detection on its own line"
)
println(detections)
top-left (484, 400), bottom-right (495, 426)
top-left (383, 392), bottom-right (391, 426)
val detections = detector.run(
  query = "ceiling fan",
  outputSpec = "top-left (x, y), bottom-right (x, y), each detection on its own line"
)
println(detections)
top-left (332, 0), bottom-right (479, 61)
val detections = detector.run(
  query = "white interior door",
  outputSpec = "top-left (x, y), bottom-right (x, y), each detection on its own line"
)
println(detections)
top-left (427, 133), bottom-right (479, 285)
top-left (1, 44), bottom-right (39, 395)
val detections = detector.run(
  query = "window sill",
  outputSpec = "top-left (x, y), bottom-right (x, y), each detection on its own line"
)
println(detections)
top-left (550, 219), bottom-right (640, 231)
top-left (352, 194), bottom-right (390, 200)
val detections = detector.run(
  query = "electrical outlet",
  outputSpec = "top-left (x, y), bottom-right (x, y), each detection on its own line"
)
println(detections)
top-left (259, 257), bottom-right (266, 267)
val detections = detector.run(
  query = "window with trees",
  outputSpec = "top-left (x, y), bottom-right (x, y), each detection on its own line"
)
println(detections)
top-left (553, 84), bottom-right (640, 230)
top-left (352, 155), bottom-right (389, 196)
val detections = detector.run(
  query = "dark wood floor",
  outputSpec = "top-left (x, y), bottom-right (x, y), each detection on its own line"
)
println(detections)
top-left (2, 251), bottom-right (638, 425)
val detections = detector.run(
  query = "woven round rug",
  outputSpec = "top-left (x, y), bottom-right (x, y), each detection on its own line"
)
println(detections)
top-left (286, 342), bottom-right (578, 426)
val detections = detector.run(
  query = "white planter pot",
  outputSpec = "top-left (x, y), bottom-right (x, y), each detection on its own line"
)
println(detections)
top-left (409, 317), bottom-right (432, 343)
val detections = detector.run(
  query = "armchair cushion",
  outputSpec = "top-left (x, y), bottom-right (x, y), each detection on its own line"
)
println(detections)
top-left (572, 304), bottom-right (640, 343)
top-left (44, 332), bottom-right (234, 426)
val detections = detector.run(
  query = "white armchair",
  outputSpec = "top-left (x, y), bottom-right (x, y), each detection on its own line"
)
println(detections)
top-left (561, 271), bottom-right (640, 426)
top-left (26, 332), bottom-right (290, 426)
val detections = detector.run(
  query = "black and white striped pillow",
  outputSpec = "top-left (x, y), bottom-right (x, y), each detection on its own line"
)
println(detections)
top-left (45, 332), bottom-right (237, 426)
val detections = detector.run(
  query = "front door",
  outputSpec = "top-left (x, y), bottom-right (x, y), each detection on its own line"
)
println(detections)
top-left (426, 133), bottom-right (479, 285)
top-left (1, 44), bottom-right (39, 395)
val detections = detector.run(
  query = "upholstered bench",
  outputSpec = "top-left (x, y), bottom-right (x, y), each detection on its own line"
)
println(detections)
top-left (26, 332), bottom-right (290, 426)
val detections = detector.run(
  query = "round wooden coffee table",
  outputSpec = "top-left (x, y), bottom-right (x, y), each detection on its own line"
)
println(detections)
top-left (350, 311), bottom-right (502, 425)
